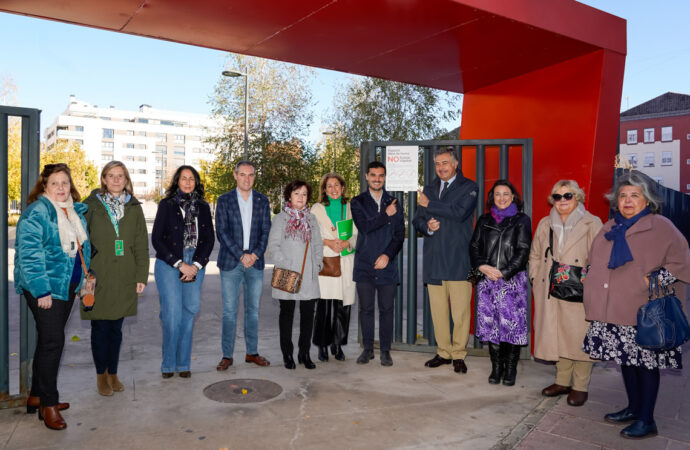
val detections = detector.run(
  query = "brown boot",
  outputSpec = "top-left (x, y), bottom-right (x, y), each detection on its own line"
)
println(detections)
top-left (106, 370), bottom-right (124, 392)
top-left (39, 406), bottom-right (66, 430)
top-left (97, 373), bottom-right (113, 396)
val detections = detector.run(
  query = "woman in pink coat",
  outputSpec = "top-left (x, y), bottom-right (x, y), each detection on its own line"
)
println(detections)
top-left (582, 172), bottom-right (690, 440)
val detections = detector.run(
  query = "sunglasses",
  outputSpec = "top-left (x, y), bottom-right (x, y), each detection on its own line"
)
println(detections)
top-left (552, 193), bottom-right (574, 201)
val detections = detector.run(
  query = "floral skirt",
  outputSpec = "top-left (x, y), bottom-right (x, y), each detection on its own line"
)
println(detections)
top-left (583, 320), bottom-right (682, 370)
top-left (475, 270), bottom-right (528, 345)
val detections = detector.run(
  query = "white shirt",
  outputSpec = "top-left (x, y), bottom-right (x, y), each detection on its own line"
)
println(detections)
top-left (237, 189), bottom-right (253, 251)
top-left (369, 190), bottom-right (383, 212)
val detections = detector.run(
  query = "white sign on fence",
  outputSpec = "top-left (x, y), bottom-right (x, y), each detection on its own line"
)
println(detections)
top-left (384, 146), bottom-right (419, 192)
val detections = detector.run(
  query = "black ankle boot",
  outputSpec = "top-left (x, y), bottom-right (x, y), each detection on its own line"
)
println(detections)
top-left (502, 344), bottom-right (521, 386)
top-left (298, 351), bottom-right (316, 369)
top-left (333, 345), bottom-right (345, 361)
top-left (318, 346), bottom-right (329, 362)
top-left (283, 354), bottom-right (296, 370)
top-left (488, 342), bottom-right (503, 384)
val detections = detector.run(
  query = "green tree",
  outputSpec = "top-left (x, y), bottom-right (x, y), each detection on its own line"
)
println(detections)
top-left (3, 76), bottom-right (22, 205)
top-left (204, 54), bottom-right (316, 210)
top-left (41, 141), bottom-right (99, 200)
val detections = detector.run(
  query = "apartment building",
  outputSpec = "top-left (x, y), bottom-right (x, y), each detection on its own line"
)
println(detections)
top-left (44, 95), bottom-right (219, 196)
top-left (619, 92), bottom-right (690, 193)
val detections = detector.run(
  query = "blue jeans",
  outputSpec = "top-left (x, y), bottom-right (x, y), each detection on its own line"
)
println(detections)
top-left (155, 247), bottom-right (205, 373)
top-left (220, 263), bottom-right (264, 357)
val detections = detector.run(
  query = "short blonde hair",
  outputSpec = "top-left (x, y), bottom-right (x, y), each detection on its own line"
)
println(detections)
top-left (100, 161), bottom-right (134, 195)
top-left (548, 179), bottom-right (585, 205)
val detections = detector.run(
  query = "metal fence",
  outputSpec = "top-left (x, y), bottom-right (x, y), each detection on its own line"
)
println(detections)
top-left (1, 106), bottom-right (41, 409)
top-left (359, 139), bottom-right (533, 357)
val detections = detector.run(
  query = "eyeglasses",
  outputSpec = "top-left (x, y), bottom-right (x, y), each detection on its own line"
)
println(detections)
top-left (552, 193), bottom-right (574, 201)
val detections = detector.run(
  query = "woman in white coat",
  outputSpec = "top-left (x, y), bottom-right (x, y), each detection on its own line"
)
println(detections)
top-left (311, 173), bottom-right (358, 361)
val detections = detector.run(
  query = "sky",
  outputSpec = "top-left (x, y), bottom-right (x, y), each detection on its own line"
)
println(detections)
top-left (1, 1), bottom-right (690, 145)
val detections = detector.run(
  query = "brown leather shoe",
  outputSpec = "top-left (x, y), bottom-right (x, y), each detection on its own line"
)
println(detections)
top-left (245, 354), bottom-right (270, 366)
top-left (26, 396), bottom-right (69, 414)
top-left (216, 357), bottom-right (233, 371)
top-left (39, 406), bottom-right (66, 430)
top-left (453, 359), bottom-right (468, 373)
top-left (179, 371), bottom-right (191, 378)
top-left (567, 389), bottom-right (588, 406)
top-left (541, 384), bottom-right (571, 397)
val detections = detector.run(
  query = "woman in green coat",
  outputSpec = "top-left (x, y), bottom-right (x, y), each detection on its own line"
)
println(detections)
top-left (82, 161), bottom-right (149, 396)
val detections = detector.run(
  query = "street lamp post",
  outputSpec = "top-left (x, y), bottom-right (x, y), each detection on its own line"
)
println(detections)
top-left (222, 69), bottom-right (249, 160)
top-left (322, 130), bottom-right (336, 172)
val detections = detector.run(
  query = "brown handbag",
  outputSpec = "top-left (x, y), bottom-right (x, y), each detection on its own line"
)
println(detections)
top-left (318, 204), bottom-right (344, 277)
top-left (319, 256), bottom-right (341, 277)
top-left (271, 241), bottom-right (310, 294)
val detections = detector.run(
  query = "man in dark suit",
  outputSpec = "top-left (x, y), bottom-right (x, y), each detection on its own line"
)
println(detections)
top-left (413, 147), bottom-right (478, 374)
top-left (351, 161), bottom-right (405, 367)
top-left (215, 161), bottom-right (272, 369)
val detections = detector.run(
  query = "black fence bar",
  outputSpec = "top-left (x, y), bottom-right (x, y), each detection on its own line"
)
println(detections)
top-left (394, 191), bottom-right (404, 343)
top-left (406, 192), bottom-right (417, 345)
top-left (499, 144), bottom-right (509, 179)
top-left (1, 106), bottom-right (41, 409)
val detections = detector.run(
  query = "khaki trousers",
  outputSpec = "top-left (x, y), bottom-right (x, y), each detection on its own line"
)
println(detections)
top-left (428, 280), bottom-right (472, 360)
top-left (555, 357), bottom-right (593, 392)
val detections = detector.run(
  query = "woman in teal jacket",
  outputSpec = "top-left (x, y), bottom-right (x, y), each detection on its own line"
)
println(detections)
top-left (14, 163), bottom-right (90, 431)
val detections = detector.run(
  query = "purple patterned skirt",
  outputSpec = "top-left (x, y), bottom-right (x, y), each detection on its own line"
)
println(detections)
top-left (475, 270), bottom-right (528, 345)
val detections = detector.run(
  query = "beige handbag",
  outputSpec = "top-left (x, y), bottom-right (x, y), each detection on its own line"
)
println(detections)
top-left (271, 241), bottom-right (309, 294)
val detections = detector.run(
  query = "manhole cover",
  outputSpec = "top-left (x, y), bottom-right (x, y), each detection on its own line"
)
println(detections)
top-left (203, 379), bottom-right (283, 404)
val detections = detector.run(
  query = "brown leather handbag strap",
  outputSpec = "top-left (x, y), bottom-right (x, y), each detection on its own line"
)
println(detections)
top-left (299, 241), bottom-right (310, 279)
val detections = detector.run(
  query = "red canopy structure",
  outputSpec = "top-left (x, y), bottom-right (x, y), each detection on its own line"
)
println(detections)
top-left (0, 0), bottom-right (625, 219)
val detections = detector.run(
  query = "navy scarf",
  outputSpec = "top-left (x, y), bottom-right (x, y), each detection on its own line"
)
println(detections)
top-left (604, 207), bottom-right (651, 269)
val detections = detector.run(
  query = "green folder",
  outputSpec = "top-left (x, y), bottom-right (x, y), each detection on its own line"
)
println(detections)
top-left (336, 218), bottom-right (355, 256)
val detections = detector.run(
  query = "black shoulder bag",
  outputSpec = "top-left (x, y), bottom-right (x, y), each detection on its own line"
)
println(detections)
top-left (546, 228), bottom-right (587, 302)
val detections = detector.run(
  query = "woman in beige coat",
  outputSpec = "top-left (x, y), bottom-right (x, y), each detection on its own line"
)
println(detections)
top-left (311, 173), bottom-right (358, 361)
top-left (530, 180), bottom-right (602, 407)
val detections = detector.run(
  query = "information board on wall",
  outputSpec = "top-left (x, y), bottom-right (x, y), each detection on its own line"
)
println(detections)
top-left (384, 146), bottom-right (419, 192)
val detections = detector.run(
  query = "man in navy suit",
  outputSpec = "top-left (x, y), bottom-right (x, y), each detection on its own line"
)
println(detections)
top-left (413, 147), bottom-right (477, 374)
top-left (351, 161), bottom-right (405, 367)
top-left (215, 161), bottom-right (272, 369)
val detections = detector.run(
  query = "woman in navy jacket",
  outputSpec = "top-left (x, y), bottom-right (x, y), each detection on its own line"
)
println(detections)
top-left (152, 166), bottom-right (214, 378)
top-left (14, 163), bottom-right (90, 430)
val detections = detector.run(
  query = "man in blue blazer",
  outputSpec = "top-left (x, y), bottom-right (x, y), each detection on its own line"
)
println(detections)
top-left (413, 147), bottom-right (478, 374)
top-left (351, 161), bottom-right (405, 367)
top-left (215, 161), bottom-right (272, 369)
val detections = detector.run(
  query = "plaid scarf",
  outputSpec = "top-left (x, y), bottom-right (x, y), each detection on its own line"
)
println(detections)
top-left (283, 202), bottom-right (311, 242)
top-left (101, 192), bottom-right (126, 222)
top-left (175, 189), bottom-right (199, 248)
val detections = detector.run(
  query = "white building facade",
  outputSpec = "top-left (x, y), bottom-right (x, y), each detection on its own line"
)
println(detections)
top-left (45, 95), bottom-right (219, 196)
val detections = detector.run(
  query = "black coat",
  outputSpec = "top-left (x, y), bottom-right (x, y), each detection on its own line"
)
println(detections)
top-left (412, 171), bottom-right (478, 284)
top-left (152, 196), bottom-right (215, 267)
top-left (350, 190), bottom-right (405, 285)
top-left (469, 212), bottom-right (532, 280)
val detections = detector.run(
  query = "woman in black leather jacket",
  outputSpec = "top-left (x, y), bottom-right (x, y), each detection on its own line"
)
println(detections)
top-left (470, 179), bottom-right (531, 386)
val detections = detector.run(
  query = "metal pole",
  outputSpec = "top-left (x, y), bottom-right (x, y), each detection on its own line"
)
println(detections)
top-left (406, 191), bottom-right (417, 344)
top-left (394, 191), bottom-right (404, 343)
top-left (0, 113), bottom-right (9, 397)
top-left (474, 144), bottom-right (486, 348)
top-left (243, 73), bottom-right (249, 160)
top-left (499, 144), bottom-right (509, 179)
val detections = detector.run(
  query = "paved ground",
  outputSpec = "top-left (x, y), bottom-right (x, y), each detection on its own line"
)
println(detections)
top-left (2, 219), bottom-right (689, 449)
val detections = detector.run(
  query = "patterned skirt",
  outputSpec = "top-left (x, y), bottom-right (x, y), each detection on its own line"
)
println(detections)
top-left (583, 320), bottom-right (682, 370)
top-left (475, 270), bottom-right (528, 345)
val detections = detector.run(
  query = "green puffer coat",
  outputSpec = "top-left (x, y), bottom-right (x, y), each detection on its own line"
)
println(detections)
top-left (80, 189), bottom-right (150, 320)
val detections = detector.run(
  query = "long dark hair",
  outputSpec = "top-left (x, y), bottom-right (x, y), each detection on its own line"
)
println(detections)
top-left (485, 179), bottom-right (523, 212)
top-left (27, 163), bottom-right (81, 205)
top-left (165, 165), bottom-right (205, 199)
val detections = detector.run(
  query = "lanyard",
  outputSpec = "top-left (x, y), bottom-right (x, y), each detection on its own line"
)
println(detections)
top-left (100, 200), bottom-right (120, 238)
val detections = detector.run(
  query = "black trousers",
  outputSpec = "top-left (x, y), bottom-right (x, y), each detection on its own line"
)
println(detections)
top-left (279, 299), bottom-right (316, 356)
top-left (356, 282), bottom-right (396, 352)
top-left (25, 286), bottom-right (76, 407)
top-left (312, 299), bottom-right (351, 347)
top-left (91, 318), bottom-right (125, 374)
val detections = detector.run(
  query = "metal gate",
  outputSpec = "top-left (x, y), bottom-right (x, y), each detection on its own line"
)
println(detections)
top-left (359, 139), bottom-right (533, 357)
top-left (1, 106), bottom-right (41, 409)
